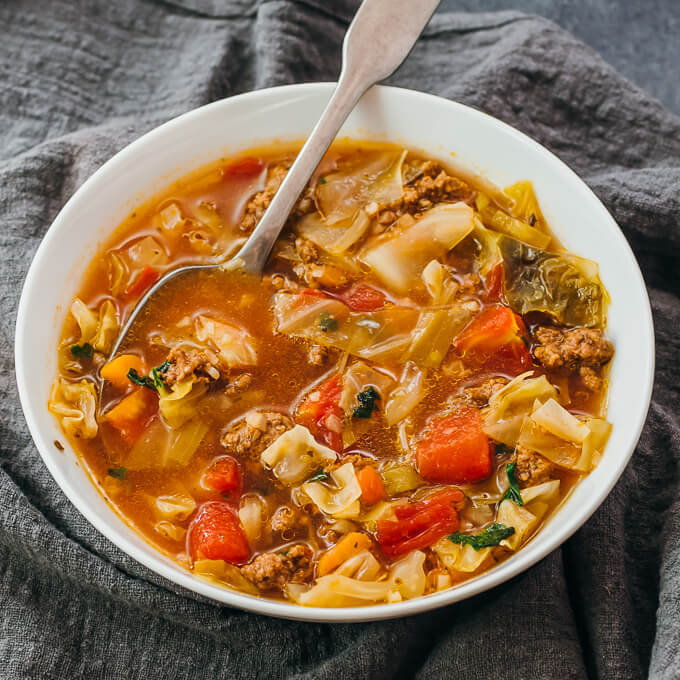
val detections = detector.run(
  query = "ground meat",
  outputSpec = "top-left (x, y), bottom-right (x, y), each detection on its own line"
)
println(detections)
top-left (163, 347), bottom-right (221, 387)
top-left (240, 164), bottom-right (315, 232)
top-left (224, 373), bottom-right (253, 396)
top-left (377, 161), bottom-right (476, 227)
top-left (294, 262), bottom-right (350, 289)
top-left (221, 410), bottom-right (293, 460)
top-left (240, 163), bottom-right (289, 233)
top-left (533, 326), bottom-right (614, 391)
top-left (515, 446), bottom-right (553, 487)
top-left (329, 453), bottom-right (373, 471)
top-left (295, 236), bottom-right (319, 264)
top-left (457, 272), bottom-right (482, 296)
top-left (308, 344), bottom-right (328, 366)
top-left (463, 376), bottom-right (509, 407)
top-left (270, 505), bottom-right (299, 536)
top-left (240, 544), bottom-right (313, 591)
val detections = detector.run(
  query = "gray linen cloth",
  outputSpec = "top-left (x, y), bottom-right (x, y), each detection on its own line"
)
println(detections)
top-left (1, 1), bottom-right (679, 678)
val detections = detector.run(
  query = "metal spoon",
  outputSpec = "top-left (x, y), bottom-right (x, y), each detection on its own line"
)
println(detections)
top-left (111, 0), bottom-right (440, 356)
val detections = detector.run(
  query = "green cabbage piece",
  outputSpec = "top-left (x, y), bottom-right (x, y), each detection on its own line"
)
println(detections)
top-left (499, 237), bottom-right (606, 328)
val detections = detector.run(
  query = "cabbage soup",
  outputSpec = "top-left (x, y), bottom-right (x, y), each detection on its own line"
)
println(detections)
top-left (50, 142), bottom-right (614, 607)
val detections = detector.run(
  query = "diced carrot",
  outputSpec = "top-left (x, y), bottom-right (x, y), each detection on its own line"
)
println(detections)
top-left (356, 465), bottom-right (384, 505)
top-left (125, 265), bottom-right (160, 300)
top-left (100, 354), bottom-right (145, 391)
top-left (317, 531), bottom-right (373, 577)
top-left (103, 388), bottom-right (157, 444)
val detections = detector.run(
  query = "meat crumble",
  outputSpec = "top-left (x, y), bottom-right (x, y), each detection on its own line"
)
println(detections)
top-left (163, 347), bottom-right (221, 387)
top-left (241, 544), bottom-right (313, 591)
top-left (221, 410), bottom-right (293, 460)
top-left (532, 326), bottom-right (614, 391)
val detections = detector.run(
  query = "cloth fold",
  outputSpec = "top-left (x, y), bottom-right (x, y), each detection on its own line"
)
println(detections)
top-left (1, 1), bottom-right (678, 678)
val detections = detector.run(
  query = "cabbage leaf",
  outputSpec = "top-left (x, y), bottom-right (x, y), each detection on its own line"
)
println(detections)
top-left (302, 462), bottom-right (362, 518)
top-left (499, 237), bottom-right (607, 327)
top-left (195, 315), bottom-right (257, 367)
top-left (49, 378), bottom-right (98, 439)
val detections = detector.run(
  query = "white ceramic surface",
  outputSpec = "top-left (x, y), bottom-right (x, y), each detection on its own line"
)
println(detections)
top-left (15, 83), bottom-right (654, 622)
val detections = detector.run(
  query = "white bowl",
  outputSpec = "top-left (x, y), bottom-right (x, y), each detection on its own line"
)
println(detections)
top-left (15, 83), bottom-right (654, 622)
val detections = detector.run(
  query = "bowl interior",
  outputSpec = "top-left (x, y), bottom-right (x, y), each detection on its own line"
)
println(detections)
top-left (15, 83), bottom-right (654, 622)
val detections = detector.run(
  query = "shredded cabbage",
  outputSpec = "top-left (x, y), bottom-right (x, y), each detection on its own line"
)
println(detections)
top-left (360, 203), bottom-right (475, 293)
top-left (69, 297), bottom-right (119, 354)
top-left (287, 573), bottom-right (394, 607)
top-left (260, 424), bottom-right (337, 486)
top-left (381, 464), bottom-right (424, 496)
top-left (238, 494), bottom-right (267, 548)
top-left (317, 150), bottom-right (406, 224)
top-left (296, 209), bottom-right (372, 255)
top-left (384, 362), bottom-right (424, 426)
top-left (158, 379), bottom-right (208, 429)
top-left (48, 378), bottom-right (98, 439)
top-left (303, 462), bottom-right (362, 517)
top-left (433, 537), bottom-right (493, 574)
top-left (333, 550), bottom-right (382, 581)
top-left (531, 398), bottom-right (590, 443)
top-left (155, 493), bottom-right (197, 521)
top-left (164, 419), bottom-right (209, 465)
top-left (195, 315), bottom-right (257, 368)
top-left (476, 193), bottom-right (551, 249)
top-left (339, 361), bottom-right (395, 413)
top-left (193, 559), bottom-right (259, 595)
top-left (389, 550), bottom-right (427, 599)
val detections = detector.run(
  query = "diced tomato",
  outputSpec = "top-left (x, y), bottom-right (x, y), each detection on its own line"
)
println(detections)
top-left (296, 374), bottom-right (344, 451)
top-left (188, 501), bottom-right (250, 564)
top-left (339, 283), bottom-right (387, 312)
top-left (454, 304), bottom-right (532, 374)
top-left (300, 288), bottom-right (329, 298)
top-left (125, 264), bottom-right (160, 300)
top-left (223, 157), bottom-right (264, 176)
top-left (484, 263), bottom-right (504, 302)
top-left (416, 407), bottom-right (492, 484)
top-left (356, 465), bottom-right (384, 505)
top-left (376, 489), bottom-right (463, 557)
top-left (204, 456), bottom-right (241, 495)
top-left (103, 388), bottom-right (158, 445)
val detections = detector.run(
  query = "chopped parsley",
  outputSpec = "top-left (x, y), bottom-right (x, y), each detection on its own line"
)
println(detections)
top-left (70, 343), bottom-right (95, 359)
top-left (307, 467), bottom-right (329, 483)
top-left (448, 523), bottom-right (515, 551)
top-left (319, 177), bottom-right (327, 185)
top-left (318, 310), bottom-right (338, 332)
top-left (127, 360), bottom-right (169, 392)
top-left (352, 386), bottom-right (380, 418)
top-left (528, 213), bottom-right (537, 226)
top-left (502, 462), bottom-right (524, 506)
top-left (107, 467), bottom-right (127, 481)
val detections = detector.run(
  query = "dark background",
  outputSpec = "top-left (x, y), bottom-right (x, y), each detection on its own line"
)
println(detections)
top-left (440, 0), bottom-right (680, 114)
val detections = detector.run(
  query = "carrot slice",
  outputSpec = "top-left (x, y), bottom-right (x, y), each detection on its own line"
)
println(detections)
top-left (103, 388), bottom-right (157, 444)
top-left (100, 354), bottom-right (145, 391)
top-left (356, 466), bottom-right (384, 505)
top-left (317, 531), bottom-right (373, 577)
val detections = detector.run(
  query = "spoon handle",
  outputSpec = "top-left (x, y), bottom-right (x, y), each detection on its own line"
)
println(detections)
top-left (234, 0), bottom-right (440, 274)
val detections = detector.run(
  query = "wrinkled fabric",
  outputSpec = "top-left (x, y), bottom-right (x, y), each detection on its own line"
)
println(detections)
top-left (1, 1), bottom-right (679, 678)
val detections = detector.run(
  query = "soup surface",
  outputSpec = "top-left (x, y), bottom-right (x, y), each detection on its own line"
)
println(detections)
top-left (50, 142), bottom-right (614, 607)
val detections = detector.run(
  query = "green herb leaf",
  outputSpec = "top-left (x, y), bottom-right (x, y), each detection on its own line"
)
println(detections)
top-left (307, 467), bottom-right (329, 483)
top-left (127, 368), bottom-right (155, 390)
top-left (318, 310), bottom-right (338, 332)
top-left (70, 343), bottom-right (95, 359)
top-left (107, 467), bottom-right (127, 481)
top-left (319, 177), bottom-right (327, 185)
top-left (502, 462), bottom-right (524, 505)
top-left (448, 523), bottom-right (515, 551)
top-left (352, 386), bottom-right (380, 418)
top-left (128, 361), bottom-right (169, 392)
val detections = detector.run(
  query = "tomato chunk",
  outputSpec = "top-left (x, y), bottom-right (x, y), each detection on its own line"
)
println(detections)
top-left (125, 264), bottom-right (160, 300)
top-left (484, 263), bottom-right (504, 303)
top-left (204, 456), bottom-right (241, 494)
top-left (356, 465), bottom-right (384, 505)
top-left (339, 283), bottom-right (386, 312)
top-left (296, 374), bottom-right (344, 451)
top-left (416, 407), bottom-right (492, 484)
top-left (188, 501), bottom-right (250, 564)
top-left (223, 157), bottom-right (264, 176)
top-left (376, 489), bottom-right (463, 556)
top-left (454, 304), bottom-right (531, 374)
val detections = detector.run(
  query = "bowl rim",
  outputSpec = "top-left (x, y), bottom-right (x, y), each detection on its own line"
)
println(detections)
top-left (14, 82), bottom-right (655, 623)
